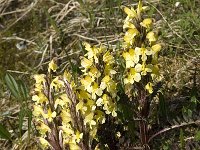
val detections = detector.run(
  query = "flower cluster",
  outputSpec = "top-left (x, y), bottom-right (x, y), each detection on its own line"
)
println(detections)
top-left (77, 42), bottom-right (117, 137)
top-left (122, 1), bottom-right (161, 94)
top-left (32, 45), bottom-right (118, 149)
top-left (32, 60), bottom-right (82, 150)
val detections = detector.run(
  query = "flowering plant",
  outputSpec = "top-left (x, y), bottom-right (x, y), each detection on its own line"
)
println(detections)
top-left (32, 1), bottom-right (161, 149)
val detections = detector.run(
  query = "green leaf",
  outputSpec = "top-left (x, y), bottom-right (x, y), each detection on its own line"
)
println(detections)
top-left (179, 129), bottom-right (184, 150)
top-left (0, 124), bottom-right (11, 140)
top-left (19, 108), bottom-right (25, 137)
top-left (5, 73), bottom-right (20, 100)
top-left (18, 80), bottom-right (28, 101)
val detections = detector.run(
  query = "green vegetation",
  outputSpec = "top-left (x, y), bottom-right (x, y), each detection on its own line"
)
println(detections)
top-left (0, 0), bottom-right (199, 149)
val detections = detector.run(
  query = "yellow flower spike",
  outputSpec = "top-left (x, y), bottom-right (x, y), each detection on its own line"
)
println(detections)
top-left (140, 18), bottom-right (152, 28)
top-left (124, 7), bottom-right (137, 18)
top-left (146, 31), bottom-right (157, 42)
top-left (80, 57), bottom-right (93, 71)
top-left (48, 59), bottom-right (58, 72)
top-left (103, 51), bottom-right (114, 64)
top-left (124, 28), bottom-right (139, 45)
top-left (152, 44), bottom-right (161, 54)
top-left (145, 82), bottom-right (153, 94)
top-left (43, 108), bottom-right (56, 122)
top-left (39, 137), bottom-right (51, 149)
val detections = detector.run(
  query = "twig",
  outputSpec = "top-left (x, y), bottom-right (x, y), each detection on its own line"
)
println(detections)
top-left (148, 120), bottom-right (200, 142)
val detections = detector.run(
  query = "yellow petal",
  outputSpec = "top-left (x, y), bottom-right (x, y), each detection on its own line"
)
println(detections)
top-left (146, 32), bottom-right (157, 42)
top-left (48, 59), bottom-right (58, 72)
top-left (152, 44), bottom-right (161, 53)
top-left (124, 7), bottom-right (136, 18)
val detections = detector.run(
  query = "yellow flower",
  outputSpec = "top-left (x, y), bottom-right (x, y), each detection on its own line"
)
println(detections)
top-left (83, 42), bottom-right (100, 63)
top-left (104, 64), bottom-right (116, 75)
top-left (100, 75), bottom-right (110, 90)
top-left (151, 44), bottom-right (161, 54)
top-left (50, 76), bottom-right (64, 91)
top-left (136, 0), bottom-right (148, 16)
top-left (61, 109), bottom-right (73, 124)
top-left (145, 82), bottom-right (153, 94)
top-left (48, 59), bottom-right (58, 72)
top-left (75, 131), bottom-right (83, 143)
top-left (32, 93), bottom-right (48, 104)
top-left (76, 98), bottom-right (96, 114)
top-left (88, 82), bottom-right (103, 99)
top-left (88, 67), bottom-right (101, 78)
top-left (84, 112), bottom-right (96, 128)
top-left (80, 57), bottom-right (93, 71)
top-left (135, 47), bottom-right (152, 62)
top-left (36, 122), bottom-right (51, 135)
top-left (124, 67), bottom-right (141, 84)
top-left (140, 18), bottom-right (152, 28)
top-left (39, 137), bottom-right (50, 149)
top-left (123, 48), bottom-right (140, 68)
top-left (124, 28), bottom-right (139, 45)
top-left (124, 7), bottom-right (137, 18)
top-left (123, 18), bottom-right (136, 29)
top-left (81, 75), bottom-right (94, 92)
top-left (69, 143), bottom-right (81, 150)
top-left (34, 74), bottom-right (46, 84)
top-left (60, 94), bottom-right (71, 105)
top-left (146, 31), bottom-right (157, 42)
top-left (94, 110), bottom-right (106, 124)
top-left (54, 98), bottom-right (65, 109)
top-left (141, 63), bottom-right (153, 75)
top-left (103, 51), bottom-right (114, 64)
top-left (33, 105), bottom-right (44, 117)
top-left (43, 108), bottom-right (56, 122)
